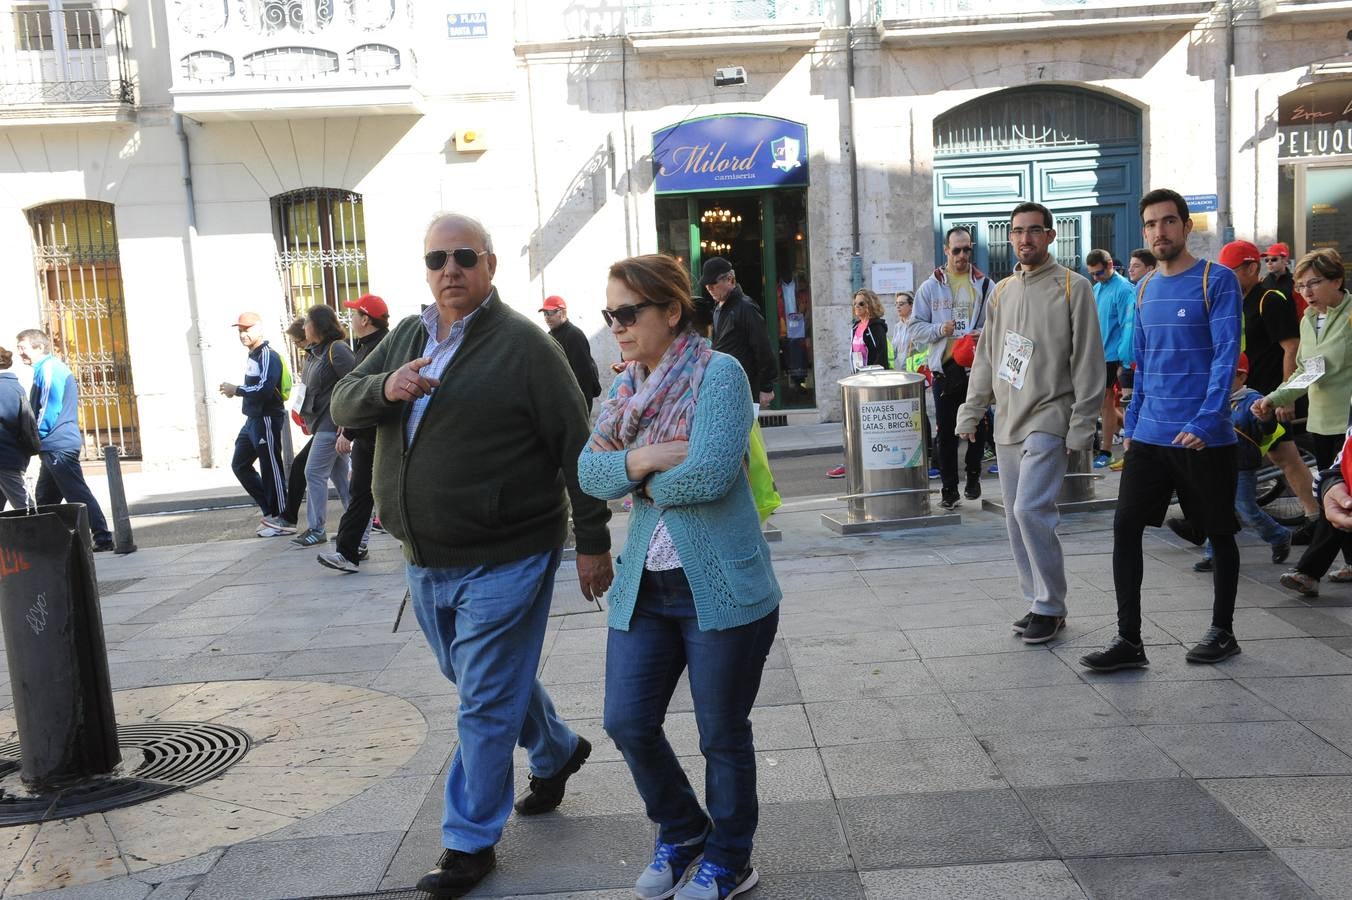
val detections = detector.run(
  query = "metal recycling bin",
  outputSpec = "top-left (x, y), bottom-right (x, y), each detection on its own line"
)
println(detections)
top-left (0, 503), bottom-right (120, 788)
top-left (1058, 448), bottom-right (1096, 504)
top-left (838, 368), bottom-right (931, 522)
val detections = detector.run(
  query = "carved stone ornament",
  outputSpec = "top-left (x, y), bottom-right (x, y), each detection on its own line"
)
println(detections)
top-left (174, 0), bottom-right (228, 36)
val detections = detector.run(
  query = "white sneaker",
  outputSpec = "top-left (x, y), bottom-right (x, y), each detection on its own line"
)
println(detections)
top-left (256, 524), bottom-right (284, 538)
top-left (316, 550), bottom-right (358, 574)
top-left (262, 515), bottom-right (297, 534)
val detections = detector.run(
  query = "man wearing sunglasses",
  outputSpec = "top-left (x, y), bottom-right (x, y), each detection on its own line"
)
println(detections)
top-left (539, 295), bottom-right (602, 412)
top-left (700, 256), bottom-right (778, 407)
top-left (1262, 242), bottom-right (1300, 316)
top-left (331, 213), bottom-right (613, 898)
top-left (912, 226), bottom-right (994, 508)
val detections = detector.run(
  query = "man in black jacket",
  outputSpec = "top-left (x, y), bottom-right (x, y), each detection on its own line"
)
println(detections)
top-left (701, 256), bottom-right (778, 406)
top-left (539, 295), bottom-right (601, 411)
top-left (317, 293), bottom-right (390, 573)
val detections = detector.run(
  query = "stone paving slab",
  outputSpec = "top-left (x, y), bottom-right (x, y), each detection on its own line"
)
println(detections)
top-left (3, 501), bottom-right (1350, 897)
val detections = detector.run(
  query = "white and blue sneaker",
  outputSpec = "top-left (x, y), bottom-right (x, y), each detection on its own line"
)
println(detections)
top-left (674, 859), bottom-right (758, 900)
top-left (634, 828), bottom-right (707, 899)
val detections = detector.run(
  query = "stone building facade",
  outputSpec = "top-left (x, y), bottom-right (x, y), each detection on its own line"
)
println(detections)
top-left (0, 0), bottom-right (1349, 467)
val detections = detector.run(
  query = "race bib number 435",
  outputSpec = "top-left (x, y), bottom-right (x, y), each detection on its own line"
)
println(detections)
top-left (997, 331), bottom-right (1035, 390)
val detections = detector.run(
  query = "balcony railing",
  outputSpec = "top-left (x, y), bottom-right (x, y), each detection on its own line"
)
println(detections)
top-left (170, 0), bottom-right (418, 116)
top-left (531, 0), bottom-right (827, 43)
top-left (0, 7), bottom-right (132, 107)
top-left (877, 0), bottom-right (1206, 20)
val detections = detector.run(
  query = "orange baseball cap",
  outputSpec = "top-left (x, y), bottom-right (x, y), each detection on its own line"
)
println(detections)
top-left (233, 312), bottom-right (262, 329)
top-left (540, 295), bottom-right (567, 312)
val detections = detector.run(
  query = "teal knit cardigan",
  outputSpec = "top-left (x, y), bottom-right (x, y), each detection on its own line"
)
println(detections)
top-left (578, 352), bottom-right (781, 632)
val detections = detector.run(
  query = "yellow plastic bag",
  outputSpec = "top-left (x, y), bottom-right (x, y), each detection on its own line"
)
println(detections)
top-left (747, 421), bottom-right (782, 522)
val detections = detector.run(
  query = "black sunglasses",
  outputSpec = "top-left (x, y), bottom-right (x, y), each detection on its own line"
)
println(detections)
top-left (602, 300), bottom-right (658, 328)
top-left (949, 246), bottom-right (974, 255)
top-left (424, 248), bottom-right (488, 270)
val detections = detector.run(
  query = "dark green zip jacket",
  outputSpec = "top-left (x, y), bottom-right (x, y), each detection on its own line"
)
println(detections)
top-left (330, 290), bottom-right (611, 568)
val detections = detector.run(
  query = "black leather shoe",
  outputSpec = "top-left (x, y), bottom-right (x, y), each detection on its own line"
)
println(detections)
top-left (964, 476), bottom-right (981, 501)
top-left (93, 538), bottom-right (116, 553)
top-left (1165, 516), bottom-right (1204, 547)
top-left (513, 736), bottom-right (591, 815)
top-left (416, 846), bottom-right (496, 897)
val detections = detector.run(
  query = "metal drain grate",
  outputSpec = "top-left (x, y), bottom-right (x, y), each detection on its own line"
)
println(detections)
top-left (0, 721), bottom-right (250, 825)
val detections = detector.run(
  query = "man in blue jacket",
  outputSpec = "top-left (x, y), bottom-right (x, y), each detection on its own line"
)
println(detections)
top-left (219, 312), bottom-right (291, 537)
top-left (15, 329), bottom-right (113, 551)
top-left (1080, 189), bottom-right (1244, 672)
top-left (1086, 248), bottom-right (1135, 467)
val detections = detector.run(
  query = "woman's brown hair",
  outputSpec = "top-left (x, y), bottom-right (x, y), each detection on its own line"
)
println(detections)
top-left (0, 347), bottom-right (11, 370)
top-left (853, 289), bottom-right (884, 320)
top-left (607, 254), bottom-right (698, 332)
top-left (305, 305), bottom-right (347, 344)
top-left (1293, 248), bottom-right (1346, 292)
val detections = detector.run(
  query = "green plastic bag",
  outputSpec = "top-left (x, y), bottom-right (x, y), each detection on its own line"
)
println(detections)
top-left (747, 421), bottom-right (782, 522)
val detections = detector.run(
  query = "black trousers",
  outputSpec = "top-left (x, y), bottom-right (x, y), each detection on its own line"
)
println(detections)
top-left (933, 361), bottom-right (987, 496)
top-left (1295, 432), bottom-right (1352, 575)
top-left (335, 435), bottom-right (375, 563)
top-left (282, 437), bottom-right (312, 526)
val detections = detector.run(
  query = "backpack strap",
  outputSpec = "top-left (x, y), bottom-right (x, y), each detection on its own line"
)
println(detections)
top-left (1257, 289), bottom-right (1286, 316)
top-left (1201, 259), bottom-right (1212, 313)
top-left (1135, 269), bottom-right (1157, 309)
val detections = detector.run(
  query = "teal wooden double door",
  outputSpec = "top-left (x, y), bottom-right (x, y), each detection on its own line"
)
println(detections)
top-left (934, 147), bottom-right (1142, 281)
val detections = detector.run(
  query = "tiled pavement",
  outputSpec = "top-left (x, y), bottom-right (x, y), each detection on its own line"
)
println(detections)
top-left (3, 491), bottom-right (1352, 899)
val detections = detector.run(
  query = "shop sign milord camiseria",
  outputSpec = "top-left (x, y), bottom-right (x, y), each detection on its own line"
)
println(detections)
top-left (652, 114), bottom-right (809, 194)
top-left (1278, 78), bottom-right (1352, 160)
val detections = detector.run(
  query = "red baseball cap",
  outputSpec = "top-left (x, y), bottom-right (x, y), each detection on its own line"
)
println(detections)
top-left (1236, 351), bottom-right (1249, 373)
top-left (344, 294), bottom-right (388, 319)
top-left (1265, 243), bottom-right (1290, 259)
top-left (1218, 240), bottom-right (1261, 270)
top-left (233, 311), bottom-right (262, 329)
top-left (540, 295), bottom-right (566, 312)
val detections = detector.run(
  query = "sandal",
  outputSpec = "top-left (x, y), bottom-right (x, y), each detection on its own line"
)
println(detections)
top-left (1331, 566), bottom-right (1352, 583)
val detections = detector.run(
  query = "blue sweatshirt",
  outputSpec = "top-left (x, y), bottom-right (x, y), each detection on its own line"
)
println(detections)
top-left (1125, 259), bottom-right (1241, 448)
top-left (1229, 386), bottom-right (1278, 470)
top-left (30, 354), bottom-right (83, 453)
top-left (237, 341), bottom-right (285, 418)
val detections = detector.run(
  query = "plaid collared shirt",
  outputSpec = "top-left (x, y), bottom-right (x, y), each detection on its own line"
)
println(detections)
top-left (404, 295), bottom-right (490, 445)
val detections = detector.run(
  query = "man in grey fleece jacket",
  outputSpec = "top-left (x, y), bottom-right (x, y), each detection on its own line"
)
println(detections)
top-left (957, 202), bottom-right (1105, 644)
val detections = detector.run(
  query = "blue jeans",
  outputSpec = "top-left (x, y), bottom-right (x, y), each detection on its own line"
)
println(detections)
top-left (36, 448), bottom-right (111, 543)
top-left (1203, 468), bottom-right (1290, 560)
top-left (406, 549), bottom-right (578, 853)
top-left (603, 568), bottom-right (779, 871)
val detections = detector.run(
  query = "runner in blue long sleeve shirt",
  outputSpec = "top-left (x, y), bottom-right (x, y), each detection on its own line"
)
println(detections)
top-left (1081, 189), bottom-right (1245, 673)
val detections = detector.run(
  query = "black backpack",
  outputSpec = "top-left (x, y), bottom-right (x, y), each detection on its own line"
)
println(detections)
top-left (15, 389), bottom-right (41, 456)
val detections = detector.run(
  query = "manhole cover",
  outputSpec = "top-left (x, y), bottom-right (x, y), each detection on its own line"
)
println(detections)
top-left (0, 721), bottom-right (250, 825)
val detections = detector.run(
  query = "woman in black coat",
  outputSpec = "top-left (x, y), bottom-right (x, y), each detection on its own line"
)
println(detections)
top-left (850, 289), bottom-right (891, 371)
top-left (0, 346), bottom-right (33, 510)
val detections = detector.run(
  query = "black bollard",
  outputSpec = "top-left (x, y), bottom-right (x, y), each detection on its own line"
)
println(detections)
top-left (102, 445), bottom-right (136, 555)
top-left (0, 503), bottom-right (120, 788)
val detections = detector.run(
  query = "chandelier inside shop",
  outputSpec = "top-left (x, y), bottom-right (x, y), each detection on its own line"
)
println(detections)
top-left (700, 239), bottom-right (732, 255)
top-left (700, 207), bottom-right (742, 226)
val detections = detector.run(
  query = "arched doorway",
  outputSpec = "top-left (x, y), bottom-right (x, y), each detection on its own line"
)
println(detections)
top-left (933, 86), bottom-right (1143, 279)
top-left (27, 200), bottom-right (140, 459)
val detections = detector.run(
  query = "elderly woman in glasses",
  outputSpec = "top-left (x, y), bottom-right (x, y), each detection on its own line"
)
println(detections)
top-left (579, 253), bottom-right (780, 900)
top-left (1254, 249), bottom-right (1352, 592)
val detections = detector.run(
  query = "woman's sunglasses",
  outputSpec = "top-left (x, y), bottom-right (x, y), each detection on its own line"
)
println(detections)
top-left (602, 300), bottom-right (657, 328)
top-left (424, 248), bottom-right (488, 270)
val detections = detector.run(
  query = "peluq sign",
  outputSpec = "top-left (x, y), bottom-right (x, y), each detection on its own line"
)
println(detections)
top-left (652, 114), bottom-right (809, 194)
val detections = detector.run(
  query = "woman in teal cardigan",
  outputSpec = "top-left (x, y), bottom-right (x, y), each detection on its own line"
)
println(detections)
top-left (579, 253), bottom-right (780, 900)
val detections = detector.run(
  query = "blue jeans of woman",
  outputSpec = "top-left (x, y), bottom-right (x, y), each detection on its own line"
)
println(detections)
top-left (1202, 469), bottom-right (1292, 560)
top-left (304, 429), bottom-right (349, 532)
top-left (603, 567), bottom-right (778, 871)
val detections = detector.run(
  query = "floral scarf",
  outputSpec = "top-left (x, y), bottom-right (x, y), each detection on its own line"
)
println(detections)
top-left (594, 330), bottom-right (713, 448)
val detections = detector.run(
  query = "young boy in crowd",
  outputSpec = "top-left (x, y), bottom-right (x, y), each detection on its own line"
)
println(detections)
top-left (1168, 352), bottom-right (1292, 571)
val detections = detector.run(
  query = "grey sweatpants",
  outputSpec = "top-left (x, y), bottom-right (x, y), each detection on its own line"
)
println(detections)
top-left (995, 431), bottom-right (1070, 618)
